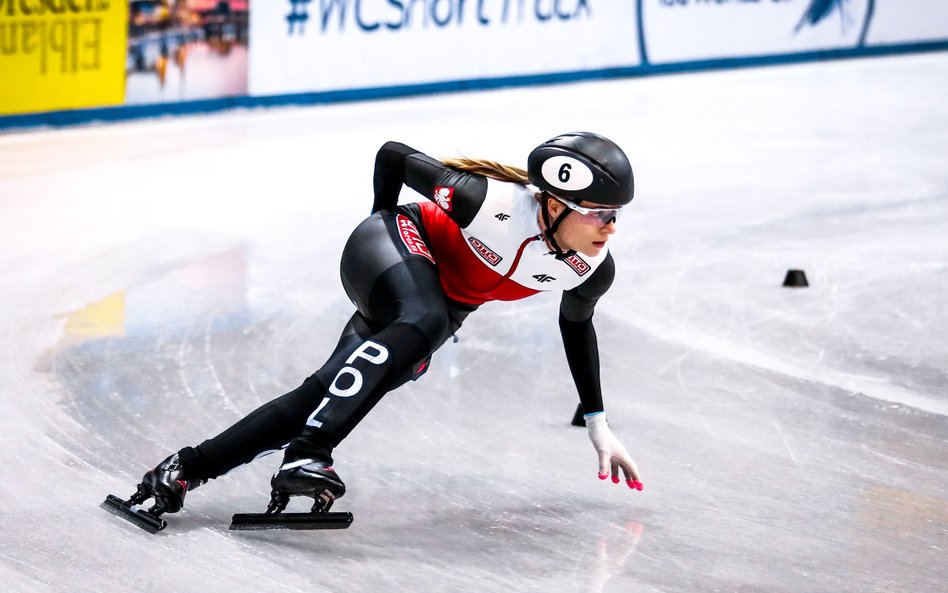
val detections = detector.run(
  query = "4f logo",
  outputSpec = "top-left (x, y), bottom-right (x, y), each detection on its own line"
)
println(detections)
top-left (287, 0), bottom-right (310, 35)
top-left (533, 274), bottom-right (556, 283)
top-left (495, 213), bottom-right (510, 221)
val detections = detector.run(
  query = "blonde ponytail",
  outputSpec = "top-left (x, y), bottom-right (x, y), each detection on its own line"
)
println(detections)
top-left (440, 157), bottom-right (530, 185)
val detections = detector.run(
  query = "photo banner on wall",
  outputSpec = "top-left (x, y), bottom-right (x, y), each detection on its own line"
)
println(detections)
top-left (638, 0), bottom-right (879, 65)
top-left (248, 0), bottom-right (641, 97)
top-left (0, 0), bottom-right (127, 116)
top-left (125, 0), bottom-right (249, 105)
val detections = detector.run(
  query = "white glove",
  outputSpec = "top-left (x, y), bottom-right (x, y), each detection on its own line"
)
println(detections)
top-left (585, 413), bottom-right (643, 491)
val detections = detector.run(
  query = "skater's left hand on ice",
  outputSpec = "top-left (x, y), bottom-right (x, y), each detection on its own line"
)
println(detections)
top-left (585, 413), bottom-right (643, 491)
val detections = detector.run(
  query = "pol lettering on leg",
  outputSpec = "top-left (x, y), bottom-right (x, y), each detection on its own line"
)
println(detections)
top-left (330, 340), bottom-right (389, 397)
top-left (306, 340), bottom-right (390, 428)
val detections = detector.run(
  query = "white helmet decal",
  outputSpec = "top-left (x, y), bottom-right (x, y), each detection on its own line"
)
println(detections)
top-left (540, 156), bottom-right (594, 192)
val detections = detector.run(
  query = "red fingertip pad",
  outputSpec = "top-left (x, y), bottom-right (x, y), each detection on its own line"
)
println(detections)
top-left (598, 473), bottom-right (609, 480)
top-left (611, 475), bottom-right (620, 484)
top-left (633, 481), bottom-right (644, 491)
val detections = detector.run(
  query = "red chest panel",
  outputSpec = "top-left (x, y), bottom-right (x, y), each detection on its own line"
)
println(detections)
top-left (419, 203), bottom-right (538, 305)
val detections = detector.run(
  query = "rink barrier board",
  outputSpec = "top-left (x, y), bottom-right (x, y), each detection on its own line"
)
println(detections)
top-left (1, 40), bottom-right (947, 133)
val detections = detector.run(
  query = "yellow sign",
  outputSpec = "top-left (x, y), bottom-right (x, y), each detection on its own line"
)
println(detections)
top-left (0, 0), bottom-right (127, 115)
top-left (62, 290), bottom-right (126, 337)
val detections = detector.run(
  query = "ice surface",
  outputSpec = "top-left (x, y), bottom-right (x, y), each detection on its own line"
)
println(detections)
top-left (1, 52), bottom-right (946, 593)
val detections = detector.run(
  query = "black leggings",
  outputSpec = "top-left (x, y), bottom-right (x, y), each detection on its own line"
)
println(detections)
top-left (186, 208), bottom-right (473, 480)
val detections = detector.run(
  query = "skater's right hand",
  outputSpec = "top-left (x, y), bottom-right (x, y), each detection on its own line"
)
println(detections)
top-left (585, 413), bottom-right (643, 491)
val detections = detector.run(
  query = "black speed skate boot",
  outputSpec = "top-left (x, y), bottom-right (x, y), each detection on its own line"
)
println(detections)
top-left (137, 453), bottom-right (205, 514)
top-left (229, 458), bottom-right (352, 530)
top-left (102, 452), bottom-right (205, 533)
top-left (267, 457), bottom-right (346, 515)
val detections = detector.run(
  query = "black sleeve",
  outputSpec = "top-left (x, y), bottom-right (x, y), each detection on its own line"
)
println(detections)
top-left (558, 253), bottom-right (616, 415)
top-left (372, 141), bottom-right (488, 228)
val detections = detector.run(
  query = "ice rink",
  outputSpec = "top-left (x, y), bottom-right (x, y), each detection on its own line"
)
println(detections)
top-left (1, 51), bottom-right (946, 593)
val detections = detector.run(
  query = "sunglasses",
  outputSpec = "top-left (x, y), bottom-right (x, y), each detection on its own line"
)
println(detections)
top-left (549, 195), bottom-right (623, 226)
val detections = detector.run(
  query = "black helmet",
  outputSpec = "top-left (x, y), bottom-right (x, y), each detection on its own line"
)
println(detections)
top-left (527, 132), bottom-right (634, 206)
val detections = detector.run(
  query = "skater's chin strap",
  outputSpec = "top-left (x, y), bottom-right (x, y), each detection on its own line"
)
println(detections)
top-left (540, 192), bottom-right (577, 261)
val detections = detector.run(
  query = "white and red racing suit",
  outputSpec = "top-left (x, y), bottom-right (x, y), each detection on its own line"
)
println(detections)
top-left (178, 141), bottom-right (618, 480)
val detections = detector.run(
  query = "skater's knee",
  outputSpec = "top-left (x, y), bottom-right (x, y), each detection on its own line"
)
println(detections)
top-left (398, 304), bottom-right (451, 349)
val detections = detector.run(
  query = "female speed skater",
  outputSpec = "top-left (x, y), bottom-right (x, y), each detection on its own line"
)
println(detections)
top-left (113, 131), bottom-right (644, 528)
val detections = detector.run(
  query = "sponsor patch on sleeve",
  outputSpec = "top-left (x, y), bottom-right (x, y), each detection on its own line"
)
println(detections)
top-left (433, 186), bottom-right (454, 211)
top-left (396, 214), bottom-right (435, 264)
top-left (564, 253), bottom-right (591, 276)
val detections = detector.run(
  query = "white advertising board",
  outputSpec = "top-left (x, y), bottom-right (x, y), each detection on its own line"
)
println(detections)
top-left (640, 0), bottom-right (878, 64)
top-left (865, 0), bottom-right (948, 45)
top-left (248, 0), bottom-right (642, 97)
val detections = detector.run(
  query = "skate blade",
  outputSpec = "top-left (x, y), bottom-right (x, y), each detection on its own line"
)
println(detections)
top-left (229, 511), bottom-right (353, 531)
top-left (101, 494), bottom-right (167, 534)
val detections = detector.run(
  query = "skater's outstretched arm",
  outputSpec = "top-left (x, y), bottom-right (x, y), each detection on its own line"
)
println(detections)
top-left (559, 255), bottom-right (643, 491)
top-left (559, 253), bottom-right (614, 416)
